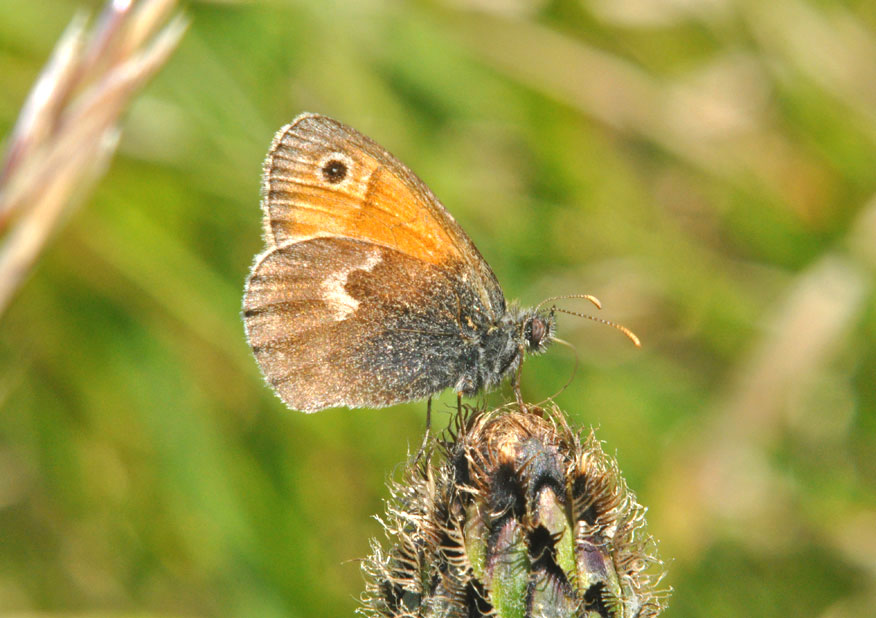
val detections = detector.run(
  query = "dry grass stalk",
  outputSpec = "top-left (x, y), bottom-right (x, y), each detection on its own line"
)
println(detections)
top-left (0, 0), bottom-right (188, 318)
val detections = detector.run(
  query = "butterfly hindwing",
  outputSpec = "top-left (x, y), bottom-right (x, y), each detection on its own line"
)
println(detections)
top-left (243, 237), bottom-right (495, 411)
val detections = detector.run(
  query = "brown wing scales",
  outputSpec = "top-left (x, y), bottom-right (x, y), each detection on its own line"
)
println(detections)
top-left (243, 238), bottom-right (488, 412)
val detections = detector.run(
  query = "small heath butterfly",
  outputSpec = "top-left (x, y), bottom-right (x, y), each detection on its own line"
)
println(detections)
top-left (243, 114), bottom-right (635, 412)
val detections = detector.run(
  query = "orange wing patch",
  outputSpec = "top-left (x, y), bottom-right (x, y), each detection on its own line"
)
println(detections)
top-left (261, 114), bottom-right (460, 267)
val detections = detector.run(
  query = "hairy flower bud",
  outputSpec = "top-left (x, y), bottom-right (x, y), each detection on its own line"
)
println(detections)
top-left (360, 405), bottom-right (668, 617)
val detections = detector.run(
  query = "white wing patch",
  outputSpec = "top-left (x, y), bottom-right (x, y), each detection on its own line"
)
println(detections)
top-left (321, 249), bottom-right (382, 321)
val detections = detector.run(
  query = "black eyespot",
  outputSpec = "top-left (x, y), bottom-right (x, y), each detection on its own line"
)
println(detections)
top-left (322, 159), bottom-right (348, 183)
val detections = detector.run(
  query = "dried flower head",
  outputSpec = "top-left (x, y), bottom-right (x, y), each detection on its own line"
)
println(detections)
top-left (361, 404), bottom-right (669, 617)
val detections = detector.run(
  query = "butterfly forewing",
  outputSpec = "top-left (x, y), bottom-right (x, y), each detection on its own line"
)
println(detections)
top-left (261, 114), bottom-right (505, 316)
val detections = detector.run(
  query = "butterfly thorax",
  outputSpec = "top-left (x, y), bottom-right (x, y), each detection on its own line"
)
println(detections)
top-left (459, 305), bottom-right (555, 396)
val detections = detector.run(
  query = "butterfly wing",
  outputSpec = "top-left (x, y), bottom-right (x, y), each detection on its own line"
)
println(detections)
top-left (244, 237), bottom-right (490, 412)
top-left (244, 114), bottom-right (508, 411)
top-left (259, 113), bottom-right (505, 317)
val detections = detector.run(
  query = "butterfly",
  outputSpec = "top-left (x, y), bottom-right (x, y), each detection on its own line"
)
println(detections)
top-left (243, 113), bottom-right (616, 413)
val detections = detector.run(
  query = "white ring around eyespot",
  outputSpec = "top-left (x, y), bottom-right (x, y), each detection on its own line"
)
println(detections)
top-left (316, 151), bottom-right (356, 189)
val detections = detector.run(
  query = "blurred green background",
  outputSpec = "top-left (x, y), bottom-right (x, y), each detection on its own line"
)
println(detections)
top-left (2, 0), bottom-right (875, 616)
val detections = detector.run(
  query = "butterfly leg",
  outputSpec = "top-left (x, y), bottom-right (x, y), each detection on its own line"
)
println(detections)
top-left (414, 398), bottom-right (433, 464)
top-left (511, 370), bottom-right (526, 412)
top-left (515, 385), bottom-right (525, 409)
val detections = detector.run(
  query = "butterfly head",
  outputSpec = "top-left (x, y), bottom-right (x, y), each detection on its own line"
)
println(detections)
top-left (521, 308), bottom-right (556, 355)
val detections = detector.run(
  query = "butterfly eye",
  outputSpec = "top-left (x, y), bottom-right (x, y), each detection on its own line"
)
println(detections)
top-left (322, 159), bottom-right (348, 184)
top-left (525, 316), bottom-right (547, 350)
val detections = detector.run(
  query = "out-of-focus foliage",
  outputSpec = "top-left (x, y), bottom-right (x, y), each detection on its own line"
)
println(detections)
top-left (0, 1), bottom-right (874, 617)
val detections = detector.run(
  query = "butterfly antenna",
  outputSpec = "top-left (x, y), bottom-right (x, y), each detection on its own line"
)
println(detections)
top-left (554, 307), bottom-right (642, 348)
top-left (534, 293), bottom-right (602, 314)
